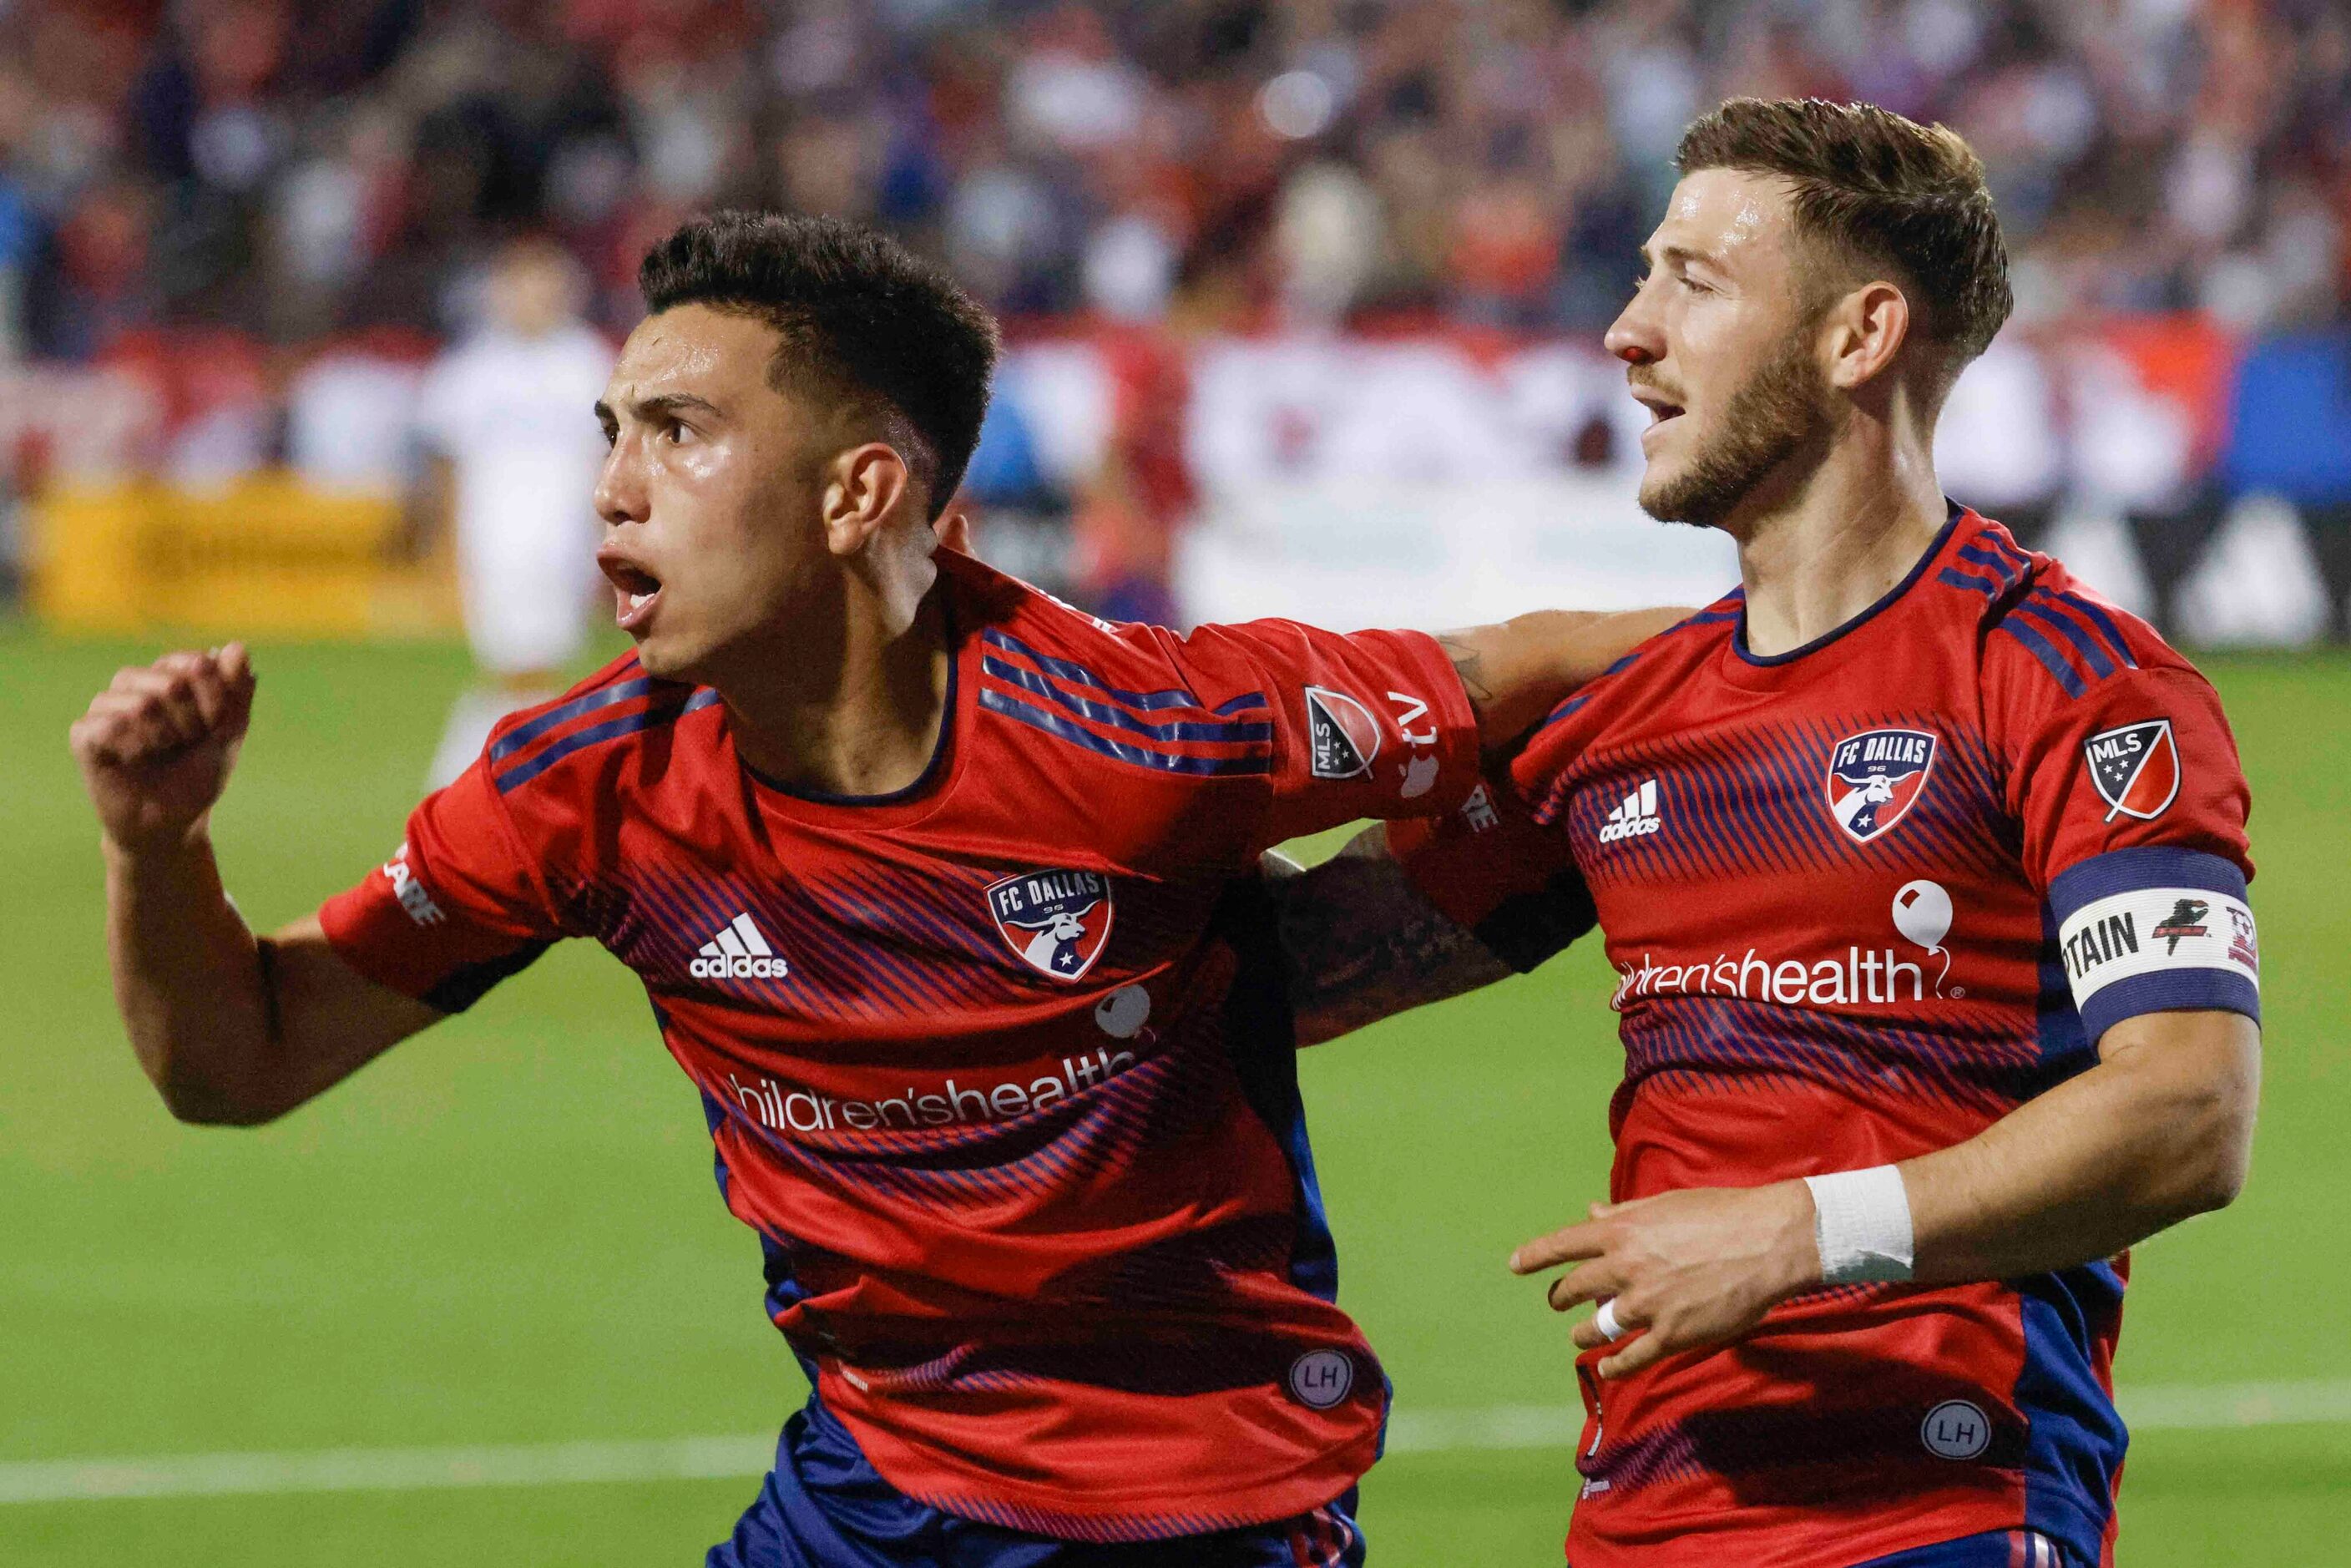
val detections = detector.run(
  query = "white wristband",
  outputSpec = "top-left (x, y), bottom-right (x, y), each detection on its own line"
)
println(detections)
top-left (1804, 1165), bottom-right (1915, 1284)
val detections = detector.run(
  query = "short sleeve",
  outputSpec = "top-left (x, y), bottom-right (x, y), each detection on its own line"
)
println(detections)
top-left (1151, 619), bottom-right (1484, 848)
top-left (316, 757), bottom-right (566, 1013)
top-left (1390, 771), bottom-right (1595, 974)
top-left (2003, 655), bottom-right (2258, 1043)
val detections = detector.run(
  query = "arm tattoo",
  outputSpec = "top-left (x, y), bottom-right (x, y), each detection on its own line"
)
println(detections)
top-left (1435, 632), bottom-right (1496, 711)
top-left (1264, 825), bottom-right (1511, 1045)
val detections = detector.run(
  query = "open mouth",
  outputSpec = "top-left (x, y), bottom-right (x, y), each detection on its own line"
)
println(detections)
top-left (1636, 395), bottom-right (1686, 445)
top-left (601, 559), bottom-right (665, 633)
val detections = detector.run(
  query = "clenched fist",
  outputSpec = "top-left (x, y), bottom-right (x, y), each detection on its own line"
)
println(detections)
top-left (70, 645), bottom-right (257, 854)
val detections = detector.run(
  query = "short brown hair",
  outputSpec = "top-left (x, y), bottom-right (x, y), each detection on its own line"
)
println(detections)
top-left (1677, 98), bottom-right (2011, 387)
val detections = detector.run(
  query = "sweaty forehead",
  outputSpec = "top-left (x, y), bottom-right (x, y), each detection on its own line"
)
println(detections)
top-left (609, 305), bottom-right (777, 399)
top-left (1651, 168), bottom-right (1800, 273)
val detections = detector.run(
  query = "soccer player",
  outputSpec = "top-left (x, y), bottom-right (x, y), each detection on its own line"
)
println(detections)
top-left (413, 235), bottom-right (614, 788)
top-left (1272, 99), bottom-right (2262, 1568)
top-left (68, 212), bottom-right (1666, 1566)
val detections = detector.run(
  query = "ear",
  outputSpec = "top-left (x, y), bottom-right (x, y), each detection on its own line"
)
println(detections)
top-left (821, 443), bottom-right (915, 557)
top-left (933, 510), bottom-right (975, 555)
top-left (1822, 280), bottom-right (1912, 392)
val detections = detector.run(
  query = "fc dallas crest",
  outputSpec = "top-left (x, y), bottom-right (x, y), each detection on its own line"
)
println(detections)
top-left (1823, 726), bottom-right (1938, 844)
top-left (2083, 719), bottom-right (2180, 822)
top-left (985, 868), bottom-right (1114, 983)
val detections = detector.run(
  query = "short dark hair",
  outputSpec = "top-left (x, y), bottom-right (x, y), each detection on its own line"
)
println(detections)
top-left (1677, 98), bottom-right (2011, 389)
top-left (639, 211), bottom-right (1000, 517)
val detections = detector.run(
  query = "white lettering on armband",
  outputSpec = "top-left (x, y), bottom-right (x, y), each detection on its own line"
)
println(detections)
top-left (2057, 886), bottom-right (2257, 1010)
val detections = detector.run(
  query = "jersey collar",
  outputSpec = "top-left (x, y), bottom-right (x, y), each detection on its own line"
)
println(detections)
top-left (1728, 499), bottom-right (1968, 670)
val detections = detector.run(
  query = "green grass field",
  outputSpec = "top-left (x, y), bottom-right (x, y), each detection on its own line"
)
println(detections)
top-left (3, 629), bottom-right (2347, 1565)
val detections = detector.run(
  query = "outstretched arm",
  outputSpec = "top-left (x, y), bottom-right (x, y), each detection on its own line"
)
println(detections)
top-left (72, 645), bottom-right (444, 1125)
top-left (1438, 606), bottom-right (1688, 748)
top-left (1261, 605), bottom-right (1675, 1039)
top-left (1265, 826), bottom-right (1512, 1045)
top-left (1513, 1008), bottom-right (2260, 1377)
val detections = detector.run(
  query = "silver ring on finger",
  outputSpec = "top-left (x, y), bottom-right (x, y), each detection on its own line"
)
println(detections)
top-left (1592, 1297), bottom-right (1628, 1343)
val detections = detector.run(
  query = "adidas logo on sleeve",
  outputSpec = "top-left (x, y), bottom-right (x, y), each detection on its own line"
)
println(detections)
top-left (691, 913), bottom-right (791, 979)
top-left (1598, 779), bottom-right (1664, 844)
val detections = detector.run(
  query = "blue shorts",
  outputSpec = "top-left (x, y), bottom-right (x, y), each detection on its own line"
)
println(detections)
top-left (707, 1398), bottom-right (1367, 1568)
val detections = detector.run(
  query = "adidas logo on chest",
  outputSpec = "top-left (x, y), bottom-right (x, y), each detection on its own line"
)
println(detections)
top-left (1598, 778), bottom-right (1663, 844)
top-left (691, 913), bottom-right (791, 979)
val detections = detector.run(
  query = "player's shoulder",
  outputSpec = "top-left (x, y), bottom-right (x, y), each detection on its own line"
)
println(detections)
top-left (1521, 592), bottom-right (1743, 751)
top-left (481, 650), bottom-right (720, 800)
top-left (1969, 514), bottom-right (2211, 708)
top-left (942, 547), bottom-right (1279, 782)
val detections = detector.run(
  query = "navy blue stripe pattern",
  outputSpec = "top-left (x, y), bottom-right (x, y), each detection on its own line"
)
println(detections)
top-left (1993, 615), bottom-right (2087, 699)
top-left (978, 656), bottom-right (1275, 744)
top-left (488, 675), bottom-right (652, 763)
top-left (980, 628), bottom-right (1268, 715)
top-left (2011, 597), bottom-right (2119, 681)
top-left (976, 626), bottom-right (1275, 776)
top-left (2055, 589), bottom-right (2138, 670)
top-left (493, 687), bottom-right (720, 792)
top-left (978, 688), bottom-right (1272, 775)
top-left (1992, 571), bottom-right (2143, 702)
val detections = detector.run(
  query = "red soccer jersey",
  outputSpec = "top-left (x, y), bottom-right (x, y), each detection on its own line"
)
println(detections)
top-left (319, 549), bottom-right (1481, 1540)
top-left (1397, 508), bottom-right (2258, 1568)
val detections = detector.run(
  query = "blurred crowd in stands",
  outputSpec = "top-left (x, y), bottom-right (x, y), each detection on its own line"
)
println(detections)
top-left (4, 0), bottom-right (2351, 632)
top-left (7, 0), bottom-right (2349, 346)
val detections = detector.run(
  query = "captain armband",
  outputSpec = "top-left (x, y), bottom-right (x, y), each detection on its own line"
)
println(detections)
top-left (2049, 849), bottom-right (2259, 1042)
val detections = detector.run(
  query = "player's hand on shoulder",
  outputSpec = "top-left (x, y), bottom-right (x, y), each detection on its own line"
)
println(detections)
top-left (1509, 1181), bottom-right (1818, 1378)
top-left (70, 643), bottom-right (258, 853)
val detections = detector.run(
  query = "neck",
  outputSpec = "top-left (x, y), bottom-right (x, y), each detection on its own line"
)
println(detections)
top-left (723, 553), bottom-right (952, 799)
top-left (1729, 415), bottom-right (1948, 658)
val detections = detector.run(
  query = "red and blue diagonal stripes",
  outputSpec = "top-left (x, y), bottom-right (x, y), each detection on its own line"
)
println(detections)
top-left (489, 667), bottom-right (720, 792)
top-left (1538, 715), bottom-right (2013, 883)
top-left (1620, 994), bottom-right (2053, 1112)
top-left (977, 628), bottom-right (1275, 777)
top-left (1939, 530), bottom-right (2033, 602)
top-left (1993, 585), bottom-right (2141, 701)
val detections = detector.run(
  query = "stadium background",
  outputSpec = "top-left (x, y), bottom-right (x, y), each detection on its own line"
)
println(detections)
top-left (3, 0), bottom-right (2348, 1562)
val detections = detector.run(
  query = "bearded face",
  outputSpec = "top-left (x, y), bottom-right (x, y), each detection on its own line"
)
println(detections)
top-left (1635, 317), bottom-right (1833, 529)
top-left (1605, 168), bottom-right (1859, 537)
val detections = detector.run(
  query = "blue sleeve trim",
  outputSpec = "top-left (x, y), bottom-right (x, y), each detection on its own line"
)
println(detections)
top-left (2081, 966), bottom-right (2260, 1042)
top-left (2055, 590), bottom-right (2140, 671)
top-left (1993, 620), bottom-right (2086, 699)
top-left (2048, 845), bottom-right (2250, 923)
top-left (2013, 597), bottom-right (2119, 682)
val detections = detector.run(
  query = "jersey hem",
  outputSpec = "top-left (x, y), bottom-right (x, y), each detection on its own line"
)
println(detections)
top-left (1567, 1498), bottom-right (2040, 1568)
top-left (831, 1389), bottom-right (1385, 1542)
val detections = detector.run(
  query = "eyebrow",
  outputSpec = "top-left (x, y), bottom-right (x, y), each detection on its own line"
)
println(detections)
top-left (1640, 243), bottom-right (1720, 273)
top-left (593, 392), bottom-right (723, 425)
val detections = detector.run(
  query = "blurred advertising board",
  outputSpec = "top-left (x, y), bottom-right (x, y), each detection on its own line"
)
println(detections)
top-left (26, 473), bottom-right (454, 637)
top-left (1178, 471), bottom-right (1739, 630)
